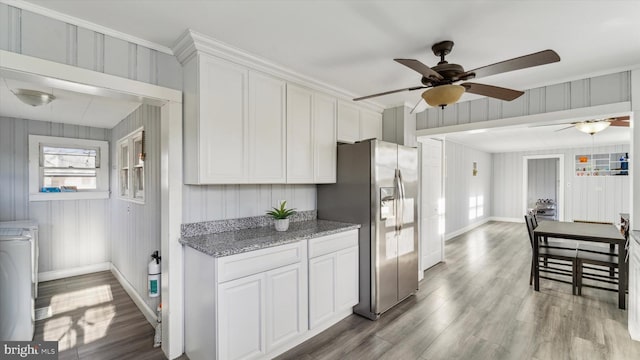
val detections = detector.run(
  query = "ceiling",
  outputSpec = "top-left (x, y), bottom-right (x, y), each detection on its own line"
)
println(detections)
top-left (443, 123), bottom-right (630, 153)
top-left (15, 1), bottom-right (638, 149)
top-left (0, 77), bottom-right (141, 128)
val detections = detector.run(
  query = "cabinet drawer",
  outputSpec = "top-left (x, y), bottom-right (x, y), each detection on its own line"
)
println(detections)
top-left (218, 242), bottom-right (304, 283)
top-left (308, 230), bottom-right (358, 259)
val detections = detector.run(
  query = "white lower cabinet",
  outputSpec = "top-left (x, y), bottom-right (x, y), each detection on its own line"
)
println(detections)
top-left (184, 229), bottom-right (359, 360)
top-left (308, 230), bottom-right (359, 329)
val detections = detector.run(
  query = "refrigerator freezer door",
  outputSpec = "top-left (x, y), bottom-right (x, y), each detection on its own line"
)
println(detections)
top-left (372, 141), bottom-right (400, 315)
top-left (397, 145), bottom-right (419, 300)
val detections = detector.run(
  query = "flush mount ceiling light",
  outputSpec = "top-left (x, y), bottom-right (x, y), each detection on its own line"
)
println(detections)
top-left (12, 89), bottom-right (56, 107)
top-left (421, 85), bottom-right (465, 109)
top-left (574, 120), bottom-right (611, 135)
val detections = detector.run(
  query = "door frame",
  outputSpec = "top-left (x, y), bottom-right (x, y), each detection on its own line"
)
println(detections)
top-left (0, 50), bottom-right (184, 359)
top-left (418, 137), bottom-right (445, 275)
top-left (522, 154), bottom-right (564, 221)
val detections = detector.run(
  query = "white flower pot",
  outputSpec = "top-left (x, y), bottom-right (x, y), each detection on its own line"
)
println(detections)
top-left (274, 218), bottom-right (290, 232)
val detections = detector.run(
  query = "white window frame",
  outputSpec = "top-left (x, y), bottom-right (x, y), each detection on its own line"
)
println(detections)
top-left (118, 127), bottom-right (145, 204)
top-left (28, 135), bottom-right (109, 201)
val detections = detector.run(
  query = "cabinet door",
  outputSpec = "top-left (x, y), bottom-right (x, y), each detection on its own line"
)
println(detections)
top-left (336, 246), bottom-right (359, 310)
top-left (265, 262), bottom-right (307, 351)
top-left (248, 71), bottom-right (286, 183)
top-left (287, 84), bottom-right (315, 183)
top-left (198, 55), bottom-right (249, 183)
top-left (218, 273), bottom-right (266, 360)
top-left (308, 253), bottom-right (336, 329)
top-left (360, 109), bottom-right (382, 141)
top-left (337, 101), bottom-right (360, 143)
top-left (314, 93), bottom-right (337, 183)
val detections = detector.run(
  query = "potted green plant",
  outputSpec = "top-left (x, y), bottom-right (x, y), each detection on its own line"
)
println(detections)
top-left (266, 201), bottom-right (296, 231)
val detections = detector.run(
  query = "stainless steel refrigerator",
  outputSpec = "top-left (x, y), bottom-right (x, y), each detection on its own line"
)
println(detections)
top-left (317, 139), bottom-right (419, 320)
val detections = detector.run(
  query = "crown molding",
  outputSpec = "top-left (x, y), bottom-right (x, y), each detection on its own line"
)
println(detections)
top-left (1, 0), bottom-right (174, 55)
top-left (172, 29), bottom-right (384, 113)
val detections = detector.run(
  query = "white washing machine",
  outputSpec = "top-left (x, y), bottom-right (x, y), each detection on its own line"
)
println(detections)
top-left (0, 221), bottom-right (38, 298)
top-left (0, 228), bottom-right (35, 341)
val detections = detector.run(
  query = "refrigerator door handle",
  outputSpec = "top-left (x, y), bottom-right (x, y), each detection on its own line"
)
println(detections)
top-left (394, 169), bottom-right (402, 234)
top-left (397, 169), bottom-right (405, 231)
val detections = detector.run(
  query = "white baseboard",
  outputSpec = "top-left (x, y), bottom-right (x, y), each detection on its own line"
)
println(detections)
top-left (110, 264), bottom-right (157, 326)
top-left (445, 218), bottom-right (490, 241)
top-left (38, 262), bottom-right (110, 282)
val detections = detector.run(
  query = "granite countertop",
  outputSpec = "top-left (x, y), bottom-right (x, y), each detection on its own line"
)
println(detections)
top-left (180, 219), bottom-right (360, 257)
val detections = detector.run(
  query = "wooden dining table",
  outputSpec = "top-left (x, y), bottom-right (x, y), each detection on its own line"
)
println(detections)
top-left (533, 220), bottom-right (627, 309)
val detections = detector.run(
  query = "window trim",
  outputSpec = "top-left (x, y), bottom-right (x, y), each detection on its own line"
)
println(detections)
top-left (29, 135), bottom-right (109, 201)
top-left (117, 127), bottom-right (145, 204)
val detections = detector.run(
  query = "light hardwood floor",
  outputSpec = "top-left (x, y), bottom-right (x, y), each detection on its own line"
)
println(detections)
top-left (34, 271), bottom-right (166, 360)
top-left (278, 221), bottom-right (640, 360)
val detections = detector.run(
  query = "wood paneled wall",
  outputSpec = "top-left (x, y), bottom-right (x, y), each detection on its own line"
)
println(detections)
top-left (416, 72), bottom-right (631, 129)
top-left (493, 145), bottom-right (630, 223)
top-left (0, 3), bottom-right (182, 90)
top-left (182, 184), bottom-right (317, 223)
top-left (0, 117), bottom-right (111, 272)
top-left (110, 105), bottom-right (161, 312)
top-left (444, 141), bottom-right (493, 238)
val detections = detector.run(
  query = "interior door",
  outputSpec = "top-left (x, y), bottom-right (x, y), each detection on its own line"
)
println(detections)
top-left (420, 138), bottom-right (444, 270)
top-left (372, 141), bottom-right (399, 315)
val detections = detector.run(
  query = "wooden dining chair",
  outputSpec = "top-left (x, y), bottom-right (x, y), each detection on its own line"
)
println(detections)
top-left (525, 215), bottom-right (578, 294)
top-left (575, 221), bottom-right (630, 295)
top-left (527, 210), bottom-right (577, 251)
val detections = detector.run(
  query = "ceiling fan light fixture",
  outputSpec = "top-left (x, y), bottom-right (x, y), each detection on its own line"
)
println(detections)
top-left (422, 85), bottom-right (465, 108)
top-left (574, 121), bottom-right (611, 135)
top-left (13, 89), bottom-right (56, 107)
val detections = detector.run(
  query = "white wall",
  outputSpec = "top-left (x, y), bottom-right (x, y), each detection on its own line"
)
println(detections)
top-left (493, 144), bottom-right (630, 223)
top-left (110, 105), bottom-right (161, 311)
top-left (0, 116), bottom-right (111, 273)
top-left (444, 140), bottom-right (493, 239)
top-left (527, 158), bottom-right (558, 209)
top-left (0, 3), bottom-right (181, 90)
top-left (182, 184), bottom-right (316, 223)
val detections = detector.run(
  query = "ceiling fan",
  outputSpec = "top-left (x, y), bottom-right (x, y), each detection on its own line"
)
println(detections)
top-left (353, 40), bottom-right (560, 109)
top-left (543, 116), bottom-right (630, 135)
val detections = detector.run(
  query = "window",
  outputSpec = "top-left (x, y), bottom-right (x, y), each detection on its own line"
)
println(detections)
top-left (29, 135), bottom-right (109, 201)
top-left (118, 127), bottom-right (145, 203)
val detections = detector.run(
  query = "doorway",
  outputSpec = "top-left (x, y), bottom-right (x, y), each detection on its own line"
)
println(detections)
top-left (523, 154), bottom-right (564, 221)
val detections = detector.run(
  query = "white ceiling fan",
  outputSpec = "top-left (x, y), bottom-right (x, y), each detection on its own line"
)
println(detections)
top-left (534, 116), bottom-right (630, 135)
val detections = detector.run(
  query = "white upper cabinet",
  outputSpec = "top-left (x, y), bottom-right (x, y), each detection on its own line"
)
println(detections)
top-left (287, 84), bottom-right (315, 183)
top-left (360, 109), bottom-right (383, 141)
top-left (313, 93), bottom-right (337, 183)
top-left (337, 101), bottom-right (360, 143)
top-left (337, 100), bottom-right (382, 143)
top-left (249, 72), bottom-right (287, 183)
top-left (184, 54), bottom-right (249, 184)
top-left (287, 84), bottom-right (337, 183)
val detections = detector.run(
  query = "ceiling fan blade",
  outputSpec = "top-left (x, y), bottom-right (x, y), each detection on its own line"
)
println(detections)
top-left (467, 50), bottom-right (560, 79)
top-left (353, 85), bottom-right (427, 101)
top-left (609, 120), bottom-right (629, 127)
top-left (394, 59), bottom-right (444, 80)
top-left (554, 125), bottom-right (575, 132)
top-left (461, 82), bottom-right (524, 101)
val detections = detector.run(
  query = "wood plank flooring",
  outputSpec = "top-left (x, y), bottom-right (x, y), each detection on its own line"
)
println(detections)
top-left (278, 221), bottom-right (640, 360)
top-left (34, 271), bottom-right (166, 360)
